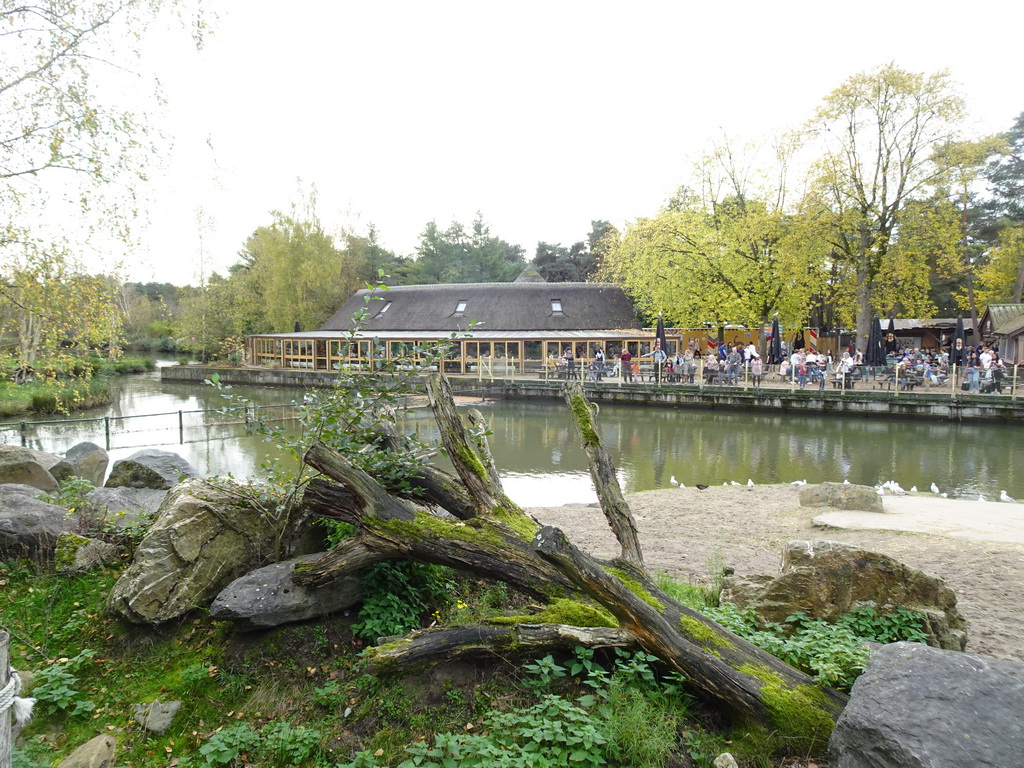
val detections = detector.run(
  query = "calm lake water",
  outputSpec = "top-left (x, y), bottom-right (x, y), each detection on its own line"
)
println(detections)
top-left (7, 368), bottom-right (1022, 506)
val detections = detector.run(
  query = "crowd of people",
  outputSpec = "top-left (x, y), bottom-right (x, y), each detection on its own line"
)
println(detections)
top-left (546, 338), bottom-right (1017, 395)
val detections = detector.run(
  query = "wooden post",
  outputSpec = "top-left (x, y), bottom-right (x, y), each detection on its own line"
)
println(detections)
top-left (1, 630), bottom-right (11, 768)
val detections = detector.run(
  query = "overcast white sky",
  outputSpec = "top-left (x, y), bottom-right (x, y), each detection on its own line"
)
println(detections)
top-left (126, 1), bottom-right (1023, 285)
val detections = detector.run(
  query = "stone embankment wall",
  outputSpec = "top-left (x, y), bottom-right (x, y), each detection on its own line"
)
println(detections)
top-left (162, 366), bottom-right (1024, 424)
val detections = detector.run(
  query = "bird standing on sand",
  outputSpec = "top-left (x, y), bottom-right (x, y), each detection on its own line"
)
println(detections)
top-left (1000, 490), bottom-right (1016, 503)
top-left (931, 483), bottom-right (940, 494)
top-left (747, 479), bottom-right (754, 487)
top-left (790, 479), bottom-right (807, 486)
top-left (670, 476), bottom-right (679, 487)
top-left (695, 484), bottom-right (709, 490)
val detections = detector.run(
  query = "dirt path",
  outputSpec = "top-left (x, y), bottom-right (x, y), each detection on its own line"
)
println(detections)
top-left (529, 485), bottom-right (1024, 662)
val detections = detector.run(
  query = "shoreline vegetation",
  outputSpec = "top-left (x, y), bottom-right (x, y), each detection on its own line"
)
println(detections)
top-left (0, 356), bottom-right (155, 418)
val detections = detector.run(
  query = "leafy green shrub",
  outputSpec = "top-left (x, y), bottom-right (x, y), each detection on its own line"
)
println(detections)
top-left (352, 561), bottom-right (455, 641)
top-left (199, 723), bottom-right (260, 765)
top-left (707, 604), bottom-right (929, 690)
top-left (32, 649), bottom-right (97, 717)
top-left (260, 720), bottom-right (322, 764)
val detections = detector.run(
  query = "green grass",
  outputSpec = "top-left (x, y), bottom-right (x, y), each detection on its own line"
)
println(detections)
top-left (0, 356), bottom-right (154, 416)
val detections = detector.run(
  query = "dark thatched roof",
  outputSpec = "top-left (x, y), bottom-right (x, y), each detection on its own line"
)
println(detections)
top-left (319, 283), bottom-right (642, 333)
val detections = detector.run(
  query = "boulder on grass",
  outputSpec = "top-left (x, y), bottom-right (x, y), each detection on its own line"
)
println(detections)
top-left (0, 445), bottom-right (61, 492)
top-left (0, 483), bottom-right (72, 558)
top-left (55, 733), bottom-right (116, 768)
top-left (52, 441), bottom-right (109, 487)
top-left (721, 540), bottom-right (967, 651)
top-left (211, 553), bottom-right (362, 630)
top-left (830, 642), bottom-right (1024, 768)
top-left (799, 482), bottom-right (883, 512)
top-left (106, 478), bottom-right (324, 624)
top-left (105, 449), bottom-right (199, 490)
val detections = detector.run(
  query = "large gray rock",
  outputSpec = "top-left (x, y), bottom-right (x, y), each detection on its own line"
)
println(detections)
top-left (211, 553), bottom-right (362, 630)
top-left (800, 482), bottom-right (883, 512)
top-left (105, 449), bottom-right (200, 490)
top-left (0, 445), bottom-right (61, 492)
top-left (55, 733), bottom-right (117, 768)
top-left (721, 540), bottom-right (967, 651)
top-left (106, 478), bottom-right (323, 624)
top-left (0, 483), bottom-right (72, 557)
top-left (52, 441), bottom-right (109, 487)
top-left (830, 642), bottom-right (1024, 767)
top-left (84, 486), bottom-right (166, 531)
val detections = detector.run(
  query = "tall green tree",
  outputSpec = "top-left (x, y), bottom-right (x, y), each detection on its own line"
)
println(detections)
top-left (409, 214), bottom-right (525, 284)
top-left (804, 64), bottom-right (966, 345)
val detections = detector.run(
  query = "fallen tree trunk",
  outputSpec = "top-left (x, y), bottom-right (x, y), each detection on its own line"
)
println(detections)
top-left (294, 373), bottom-right (847, 747)
top-left (365, 623), bottom-right (638, 677)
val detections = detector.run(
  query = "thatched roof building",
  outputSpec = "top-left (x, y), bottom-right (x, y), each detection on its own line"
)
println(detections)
top-left (247, 280), bottom-right (649, 374)
top-left (320, 282), bottom-right (641, 333)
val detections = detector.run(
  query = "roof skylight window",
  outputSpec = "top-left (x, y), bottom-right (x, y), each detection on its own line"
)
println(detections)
top-left (551, 299), bottom-right (564, 316)
top-left (375, 301), bottom-right (392, 318)
top-left (453, 300), bottom-right (468, 317)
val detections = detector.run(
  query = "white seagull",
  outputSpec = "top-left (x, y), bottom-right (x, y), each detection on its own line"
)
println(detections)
top-left (978, 494), bottom-right (986, 502)
top-left (670, 476), bottom-right (679, 487)
top-left (843, 479), bottom-right (850, 484)
top-left (941, 493), bottom-right (948, 498)
top-left (790, 479), bottom-right (807, 486)
top-left (747, 479), bottom-right (755, 488)
top-left (730, 480), bottom-right (742, 487)
top-left (891, 483), bottom-right (907, 495)
top-left (910, 486), bottom-right (917, 493)
top-left (1000, 490), bottom-right (1016, 503)
top-left (930, 483), bottom-right (940, 494)
top-left (876, 486), bottom-right (885, 496)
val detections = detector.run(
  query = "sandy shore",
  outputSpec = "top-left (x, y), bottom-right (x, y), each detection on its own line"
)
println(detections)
top-left (528, 485), bottom-right (1024, 662)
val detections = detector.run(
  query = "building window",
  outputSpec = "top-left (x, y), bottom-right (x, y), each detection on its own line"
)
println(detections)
top-left (375, 301), bottom-right (392, 318)
top-left (551, 299), bottom-right (563, 316)
top-left (453, 300), bottom-right (468, 317)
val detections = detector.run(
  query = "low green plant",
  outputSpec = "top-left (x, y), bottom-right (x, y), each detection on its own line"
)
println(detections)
top-left (32, 648), bottom-right (97, 717)
top-left (352, 561), bottom-right (455, 640)
top-left (198, 723), bottom-right (260, 765)
top-left (39, 476), bottom-right (95, 518)
top-left (707, 603), bottom-right (929, 690)
top-left (260, 720), bottom-right (323, 764)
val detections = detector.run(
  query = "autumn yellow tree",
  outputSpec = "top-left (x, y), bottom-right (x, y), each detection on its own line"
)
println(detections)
top-left (804, 64), bottom-right (966, 346)
top-left (600, 138), bottom-right (822, 341)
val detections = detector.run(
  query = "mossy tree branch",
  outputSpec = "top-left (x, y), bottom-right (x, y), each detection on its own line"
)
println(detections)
top-left (562, 382), bottom-right (645, 567)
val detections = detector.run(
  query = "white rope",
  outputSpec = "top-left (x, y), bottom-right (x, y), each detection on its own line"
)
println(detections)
top-left (0, 667), bottom-right (35, 725)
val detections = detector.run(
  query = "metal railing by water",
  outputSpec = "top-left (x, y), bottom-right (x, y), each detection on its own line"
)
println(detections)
top-left (0, 403), bottom-right (303, 454)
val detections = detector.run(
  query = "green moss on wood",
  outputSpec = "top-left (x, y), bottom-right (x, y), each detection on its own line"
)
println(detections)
top-left (736, 663), bottom-right (835, 751)
top-left (570, 395), bottom-right (601, 447)
top-left (678, 614), bottom-right (734, 653)
top-left (489, 599), bottom-right (619, 628)
top-left (381, 510), bottom-right (505, 549)
top-left (604, 567), bottom-right (664, 612)
top-left (492, 507), bottom-right (541, 541)
top-left (456, 444), bottom-right (488, 479)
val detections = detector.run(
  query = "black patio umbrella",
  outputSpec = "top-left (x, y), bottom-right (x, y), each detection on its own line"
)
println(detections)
top-left (654, 314), bottom-right (668, 356)
top-left (865, 316), bottom-right (886, 367)
top-left (767, 317), bottom-right (783, 364)
top-left (951, 315), bottom-right (966, 367)
top-left (884, 319), bottom-right (899, 355)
